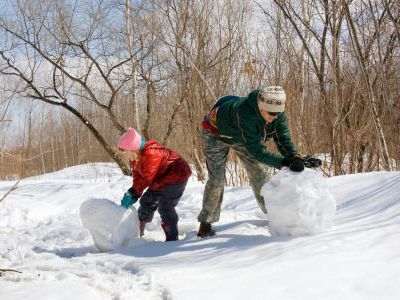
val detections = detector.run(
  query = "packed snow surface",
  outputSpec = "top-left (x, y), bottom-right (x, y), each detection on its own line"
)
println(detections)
top-left (80, 198), bottom-right (140, 252)
top-left (262, 168), bottom-right (336, 236)
top-left (1, 163), bottom-right (400, 300)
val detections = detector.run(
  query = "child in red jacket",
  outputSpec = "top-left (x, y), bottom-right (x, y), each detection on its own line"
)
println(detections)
top-left (118, 128), bottom-right (192, 241)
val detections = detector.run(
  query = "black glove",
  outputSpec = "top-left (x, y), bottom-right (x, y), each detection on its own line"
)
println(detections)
top-left (302, 155), bottom-right (322, 168)
top-left (289, 157), bottom-right (304, 172)
top-left (281, 155), bottom-right (295, 167)
top-left (282, 155), bottom-right (304, 172)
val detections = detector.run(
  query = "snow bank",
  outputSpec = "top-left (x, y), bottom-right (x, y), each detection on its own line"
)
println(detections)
top-left (80, 198), bottom-right (140, 251)
top-left (261, 169), bottom-right (336, 236)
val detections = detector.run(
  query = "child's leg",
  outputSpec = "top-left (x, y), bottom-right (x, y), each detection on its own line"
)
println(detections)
top-left (158, 181), bottom-right (188, 241)
top-left (138, 189), bottom-right (162, 223)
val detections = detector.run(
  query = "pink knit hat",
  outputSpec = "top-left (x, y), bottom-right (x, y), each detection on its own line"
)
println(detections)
top-left (118, 128), bottom-right (142, 151)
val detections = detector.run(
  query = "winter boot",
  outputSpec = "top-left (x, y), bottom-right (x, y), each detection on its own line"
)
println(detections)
top-left (139, 221), bottom-right (147, 237)
top-left (197, 222), bottom-right (215, 238)
top-left (161, 223), bottom-right (179, 241)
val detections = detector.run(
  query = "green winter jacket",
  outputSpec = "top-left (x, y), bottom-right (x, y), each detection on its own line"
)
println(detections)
top-left (216, 89), bottom-right (298, 169)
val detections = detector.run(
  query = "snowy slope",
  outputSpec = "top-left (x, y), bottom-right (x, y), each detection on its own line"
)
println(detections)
top-left (1, 164), bottom-right (399, 300)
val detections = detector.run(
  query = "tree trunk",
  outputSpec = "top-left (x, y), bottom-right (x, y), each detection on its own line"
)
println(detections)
top-left (343, 1), bottom-right (392, 170)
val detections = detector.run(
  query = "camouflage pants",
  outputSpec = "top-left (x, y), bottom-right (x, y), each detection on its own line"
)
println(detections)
top-left (197, 129), bottom-right (270, 223)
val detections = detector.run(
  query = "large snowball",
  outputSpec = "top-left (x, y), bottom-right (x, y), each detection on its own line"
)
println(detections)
top-left (261, 169), bottom-right (336, 237)
top-left (80, 198), bottom-right (140, 252)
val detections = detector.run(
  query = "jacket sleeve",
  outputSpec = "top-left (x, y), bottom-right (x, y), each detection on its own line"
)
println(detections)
top-left (132, 149), bottom-right (165, 197)
top-left (236, 109), bottom-right (284, 169)
top-left (273, 113), bottom-right (298, 157)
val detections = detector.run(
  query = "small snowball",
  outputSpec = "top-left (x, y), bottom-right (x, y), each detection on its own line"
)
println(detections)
top-left (261, 169), bottom-right (336, 237)
top-left (80, 198), bottom-right (140, 251)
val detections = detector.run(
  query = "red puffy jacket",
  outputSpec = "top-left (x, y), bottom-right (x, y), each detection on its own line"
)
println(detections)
top-left (130, 139), bottom-right (192, 197)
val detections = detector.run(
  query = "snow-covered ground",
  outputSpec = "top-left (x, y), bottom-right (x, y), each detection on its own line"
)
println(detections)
top-left (1, 163), bottom-right (399, 299)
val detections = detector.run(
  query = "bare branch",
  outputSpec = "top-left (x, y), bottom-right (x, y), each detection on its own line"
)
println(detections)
top-left (0, 180), bottom-right (20, 204)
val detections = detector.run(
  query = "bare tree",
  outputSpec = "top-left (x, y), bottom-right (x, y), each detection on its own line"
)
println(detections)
top-left (0, 0), bottom-right (150, 174)
top-left (1, 0), bottom-right (399, 180)
top-left (143, 0), bottom-right (249, 181)
top-left (124, 0), bottom-right (140, 131)
top-left (260, 0), bottom-right (398, 174)
top-left (342, 0), bottom-right (392, 170)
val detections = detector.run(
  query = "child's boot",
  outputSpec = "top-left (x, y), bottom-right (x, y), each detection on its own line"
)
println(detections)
top-left (161, 223), bottom-right (178, 241)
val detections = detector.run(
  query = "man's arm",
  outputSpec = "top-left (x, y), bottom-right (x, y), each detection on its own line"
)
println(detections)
top-left (273, 113), bottom-right (298, 157)
top-left (236, 112), bottom-right (284, 169)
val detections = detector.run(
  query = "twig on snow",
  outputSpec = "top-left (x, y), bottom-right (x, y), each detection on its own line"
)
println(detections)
top-left (0, 268), bottom-right (22, 277)
top-left (0, 180), bottom-right (20, 204)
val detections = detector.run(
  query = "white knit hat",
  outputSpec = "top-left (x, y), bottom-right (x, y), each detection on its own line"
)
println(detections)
top-left (257, 86), bottom-right (286, 112)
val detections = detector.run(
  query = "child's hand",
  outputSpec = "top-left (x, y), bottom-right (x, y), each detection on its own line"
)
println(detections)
top-left (121, 189), bottom-right (138, 209)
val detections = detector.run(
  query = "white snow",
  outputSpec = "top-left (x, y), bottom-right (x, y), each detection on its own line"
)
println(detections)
top-left (80, 198), bottom-right (141, 252)
top-left (261, 168), bottom-right (336, 236)
top-left (1, 163), bottom-right (400, 300)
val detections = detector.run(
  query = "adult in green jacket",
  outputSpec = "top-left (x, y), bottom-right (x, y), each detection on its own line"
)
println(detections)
top-left (198, 86), bottom-right (304, 237)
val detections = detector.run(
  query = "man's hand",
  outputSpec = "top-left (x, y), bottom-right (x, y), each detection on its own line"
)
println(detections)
top-left (302, 155), bottom-right (322, 168)
top-left (289, 157), bottom-right (304, 172)
top-left (282, 155), bottom-right (295, 167)
top-left (282, 155), bottom-right (304, 172)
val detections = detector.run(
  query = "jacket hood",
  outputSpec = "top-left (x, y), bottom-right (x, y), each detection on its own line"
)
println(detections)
top-left (246, 89), bottom-right (263, 119)
top-left (142, 139), bottom-right (164, 150)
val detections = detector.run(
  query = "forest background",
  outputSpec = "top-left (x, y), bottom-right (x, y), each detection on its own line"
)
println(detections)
top-left (1, 0), bottom-right (399, 184)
